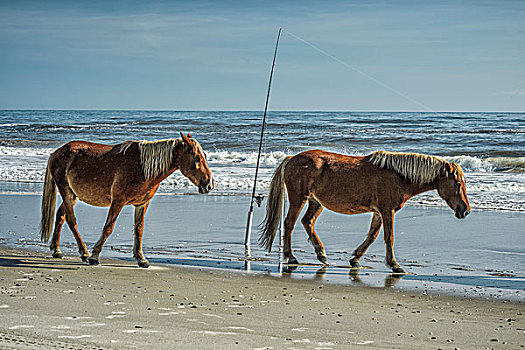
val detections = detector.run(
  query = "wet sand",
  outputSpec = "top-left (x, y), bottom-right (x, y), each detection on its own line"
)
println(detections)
top-left (0, 247), bottom-right (523, 350)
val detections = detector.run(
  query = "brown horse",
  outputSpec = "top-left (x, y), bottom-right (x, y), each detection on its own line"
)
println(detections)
top-left (40, 132), bottom-right (213, 267)
top-left (259, 150), bottom-right (470, 273)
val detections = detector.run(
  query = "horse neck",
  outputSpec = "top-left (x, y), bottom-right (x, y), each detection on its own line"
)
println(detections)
top-left (165, 142), bottom-right (185, 175)
top-left (402, 179), bottom-right (438, 199)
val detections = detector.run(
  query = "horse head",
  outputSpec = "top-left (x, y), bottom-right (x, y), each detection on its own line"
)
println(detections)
top-left (437, 161), bottom-right (470, 219)
top-left (179, 132), bottom-right (214, 194)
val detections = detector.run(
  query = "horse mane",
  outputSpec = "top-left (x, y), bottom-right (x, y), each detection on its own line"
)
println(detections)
top-left (120, 139), bottom-right (182, 179)
top-left (365, 150), bottom-right (453, 185)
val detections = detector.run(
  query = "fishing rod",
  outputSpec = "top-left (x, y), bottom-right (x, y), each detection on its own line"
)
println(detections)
top-left (245, 27), bottom-right (282, 257)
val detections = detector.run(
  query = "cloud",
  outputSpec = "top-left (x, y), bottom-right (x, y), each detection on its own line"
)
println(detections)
top-left (494, 88), bottom-right (525, 96)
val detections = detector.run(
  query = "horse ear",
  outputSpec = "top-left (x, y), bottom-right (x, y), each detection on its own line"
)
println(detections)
top-left (187, 133), bottom-right (193, 139)
top-left (180, 132), bottom-right (191, 145)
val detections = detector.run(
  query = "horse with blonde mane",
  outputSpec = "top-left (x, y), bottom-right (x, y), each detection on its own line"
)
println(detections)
top-left (40, 132), bottom-right (213, 267)
top-left (260, 150), bottom-right (470, 273)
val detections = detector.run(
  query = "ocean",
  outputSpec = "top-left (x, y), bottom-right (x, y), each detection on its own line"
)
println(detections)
top-left (0, 110), bottom-right (524, 211)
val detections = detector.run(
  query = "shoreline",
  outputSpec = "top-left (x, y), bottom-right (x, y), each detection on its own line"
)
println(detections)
top-left (1, 246), bottom-right (524, 349)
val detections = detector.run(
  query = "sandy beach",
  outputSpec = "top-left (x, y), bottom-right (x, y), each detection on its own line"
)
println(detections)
top-left (1, 193), bottom-right (524, 349)
top-left (0, 247), bottom-right (523, 350)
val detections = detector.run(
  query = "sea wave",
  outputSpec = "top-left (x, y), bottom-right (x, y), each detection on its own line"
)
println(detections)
top-left (0, 145), bottom-right (53, 157)
top-left (445, 155), bottom-right (525, 173)
top-left (209, 150), bottom-right (286, 167)
top-left (1, 145), bottom-right (524, 173)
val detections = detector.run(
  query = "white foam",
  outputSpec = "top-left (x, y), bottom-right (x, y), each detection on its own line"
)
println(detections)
top-left (292, 328), bottom-right (308, 332)
top-left (105, 314), bottom-right (125, 319)
top-left (80, 322), bottom-right (106, 327)
top-left (58, 335), bottom-right (92, 339)
top-left (122, 329), bottom-right (159, 333)
top-left (209, 150), bottom-right (286, 166)
top-left (226, 326), bottom-right (254, 332)
top-left (356, 340), bottom-right (374, 345)
top-left (192, 330), bottom-right (237, 335)
top-left (8, 325), bottom-right (34, 329)
top-left (445, 155), bottom-right (525, 172)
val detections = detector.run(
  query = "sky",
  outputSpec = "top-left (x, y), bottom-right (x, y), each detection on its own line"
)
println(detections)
top-left (0, 0), bottom-right (524, 111)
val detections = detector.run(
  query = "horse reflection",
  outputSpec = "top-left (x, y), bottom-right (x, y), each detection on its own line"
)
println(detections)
top-left (349, 268), bottom-right (404, 287)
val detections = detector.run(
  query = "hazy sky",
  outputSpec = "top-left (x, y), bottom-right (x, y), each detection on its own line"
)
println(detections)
top-left (1, 0), bottom-right (524, 111)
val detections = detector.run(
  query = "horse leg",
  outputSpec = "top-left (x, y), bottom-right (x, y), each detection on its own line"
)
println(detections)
top-left (89, 201), bottom-right (125, 265)
top-left (283, 197), bottom-right (307, 265)
top-left (49, 203), bottom-right (66, 258)
top-left (350, 213), bottom-right (382, 268)
top-left (301, 198), bottom-right (327, 264)
top-left (133, 202), bottom-right (150, 268)
top-left (381, 209), bottom-right (405, 273)
top-left (59, 189), bottom-right (90, 262)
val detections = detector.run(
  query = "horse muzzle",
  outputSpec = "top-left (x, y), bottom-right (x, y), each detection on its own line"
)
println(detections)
top-left (198, 179), bottom-right (214, 194)
top-left (455, 206), bottom-right (470, 219)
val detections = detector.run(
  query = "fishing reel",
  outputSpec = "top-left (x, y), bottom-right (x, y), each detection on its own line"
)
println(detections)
top-left (254, 194), bottom-right (265, 207)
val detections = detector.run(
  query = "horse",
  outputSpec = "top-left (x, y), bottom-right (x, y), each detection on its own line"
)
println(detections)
top-left (259, 150), bottom-right (470, 273)
top-left (40, 132), bottom-right (214, 267)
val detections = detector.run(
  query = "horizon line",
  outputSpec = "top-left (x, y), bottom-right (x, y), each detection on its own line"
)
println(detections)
top-left (1, 108), bottom-right (524, 113)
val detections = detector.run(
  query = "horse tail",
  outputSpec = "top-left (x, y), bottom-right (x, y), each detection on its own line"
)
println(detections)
top-left (40, 159), bottom-right (57, 242)
top-left (258, 156), bottom-right (292, 252)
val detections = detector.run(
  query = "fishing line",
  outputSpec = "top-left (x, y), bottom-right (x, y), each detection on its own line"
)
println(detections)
top-left (244, 28), bottom-right (432, 258)
top-left (282, 29), bottom-right (433, 112)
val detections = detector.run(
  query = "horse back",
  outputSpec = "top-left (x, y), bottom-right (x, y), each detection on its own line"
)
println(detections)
top-left (285, 150), bottom-right (365, 178)
top-left (49, 141), bottom-right (129, 174)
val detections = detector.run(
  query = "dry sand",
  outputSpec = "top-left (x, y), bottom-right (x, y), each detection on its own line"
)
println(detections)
top-left (0, 247), bottom-right (523, 350)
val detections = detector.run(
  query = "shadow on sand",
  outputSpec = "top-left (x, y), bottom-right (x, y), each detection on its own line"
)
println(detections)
top-left (0, 254), bottom-right (136, 270)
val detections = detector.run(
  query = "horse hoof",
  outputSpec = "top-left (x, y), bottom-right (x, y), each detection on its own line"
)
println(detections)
top-left (317, 254), bottom-right (328, 265)
top-left (283, 264), bottom-right (298, 273)
top-left (392, 266), bottom-right (405, 274)
top-left (138, 261), bottom-right (150, 268)
top-left (52, 252), bottom-right (63, 259)
top-left (287, 256), bottom-right (299, 265)
top-left (88, 258), bottom-right (99, 266)
top-left (349, 257), bottom-right (361, 268)
top-left (81, 256), bottom-right (90, 263)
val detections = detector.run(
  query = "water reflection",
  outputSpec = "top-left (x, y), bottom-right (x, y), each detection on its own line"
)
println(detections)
top-left (316, 266), bottom-right (327, 278)
top-left (348, 267), bottom-right (404, 287)
top-left (278, 262), bottom-right (407, 289)
top-left (385, 274), bottom-right (404, 288)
